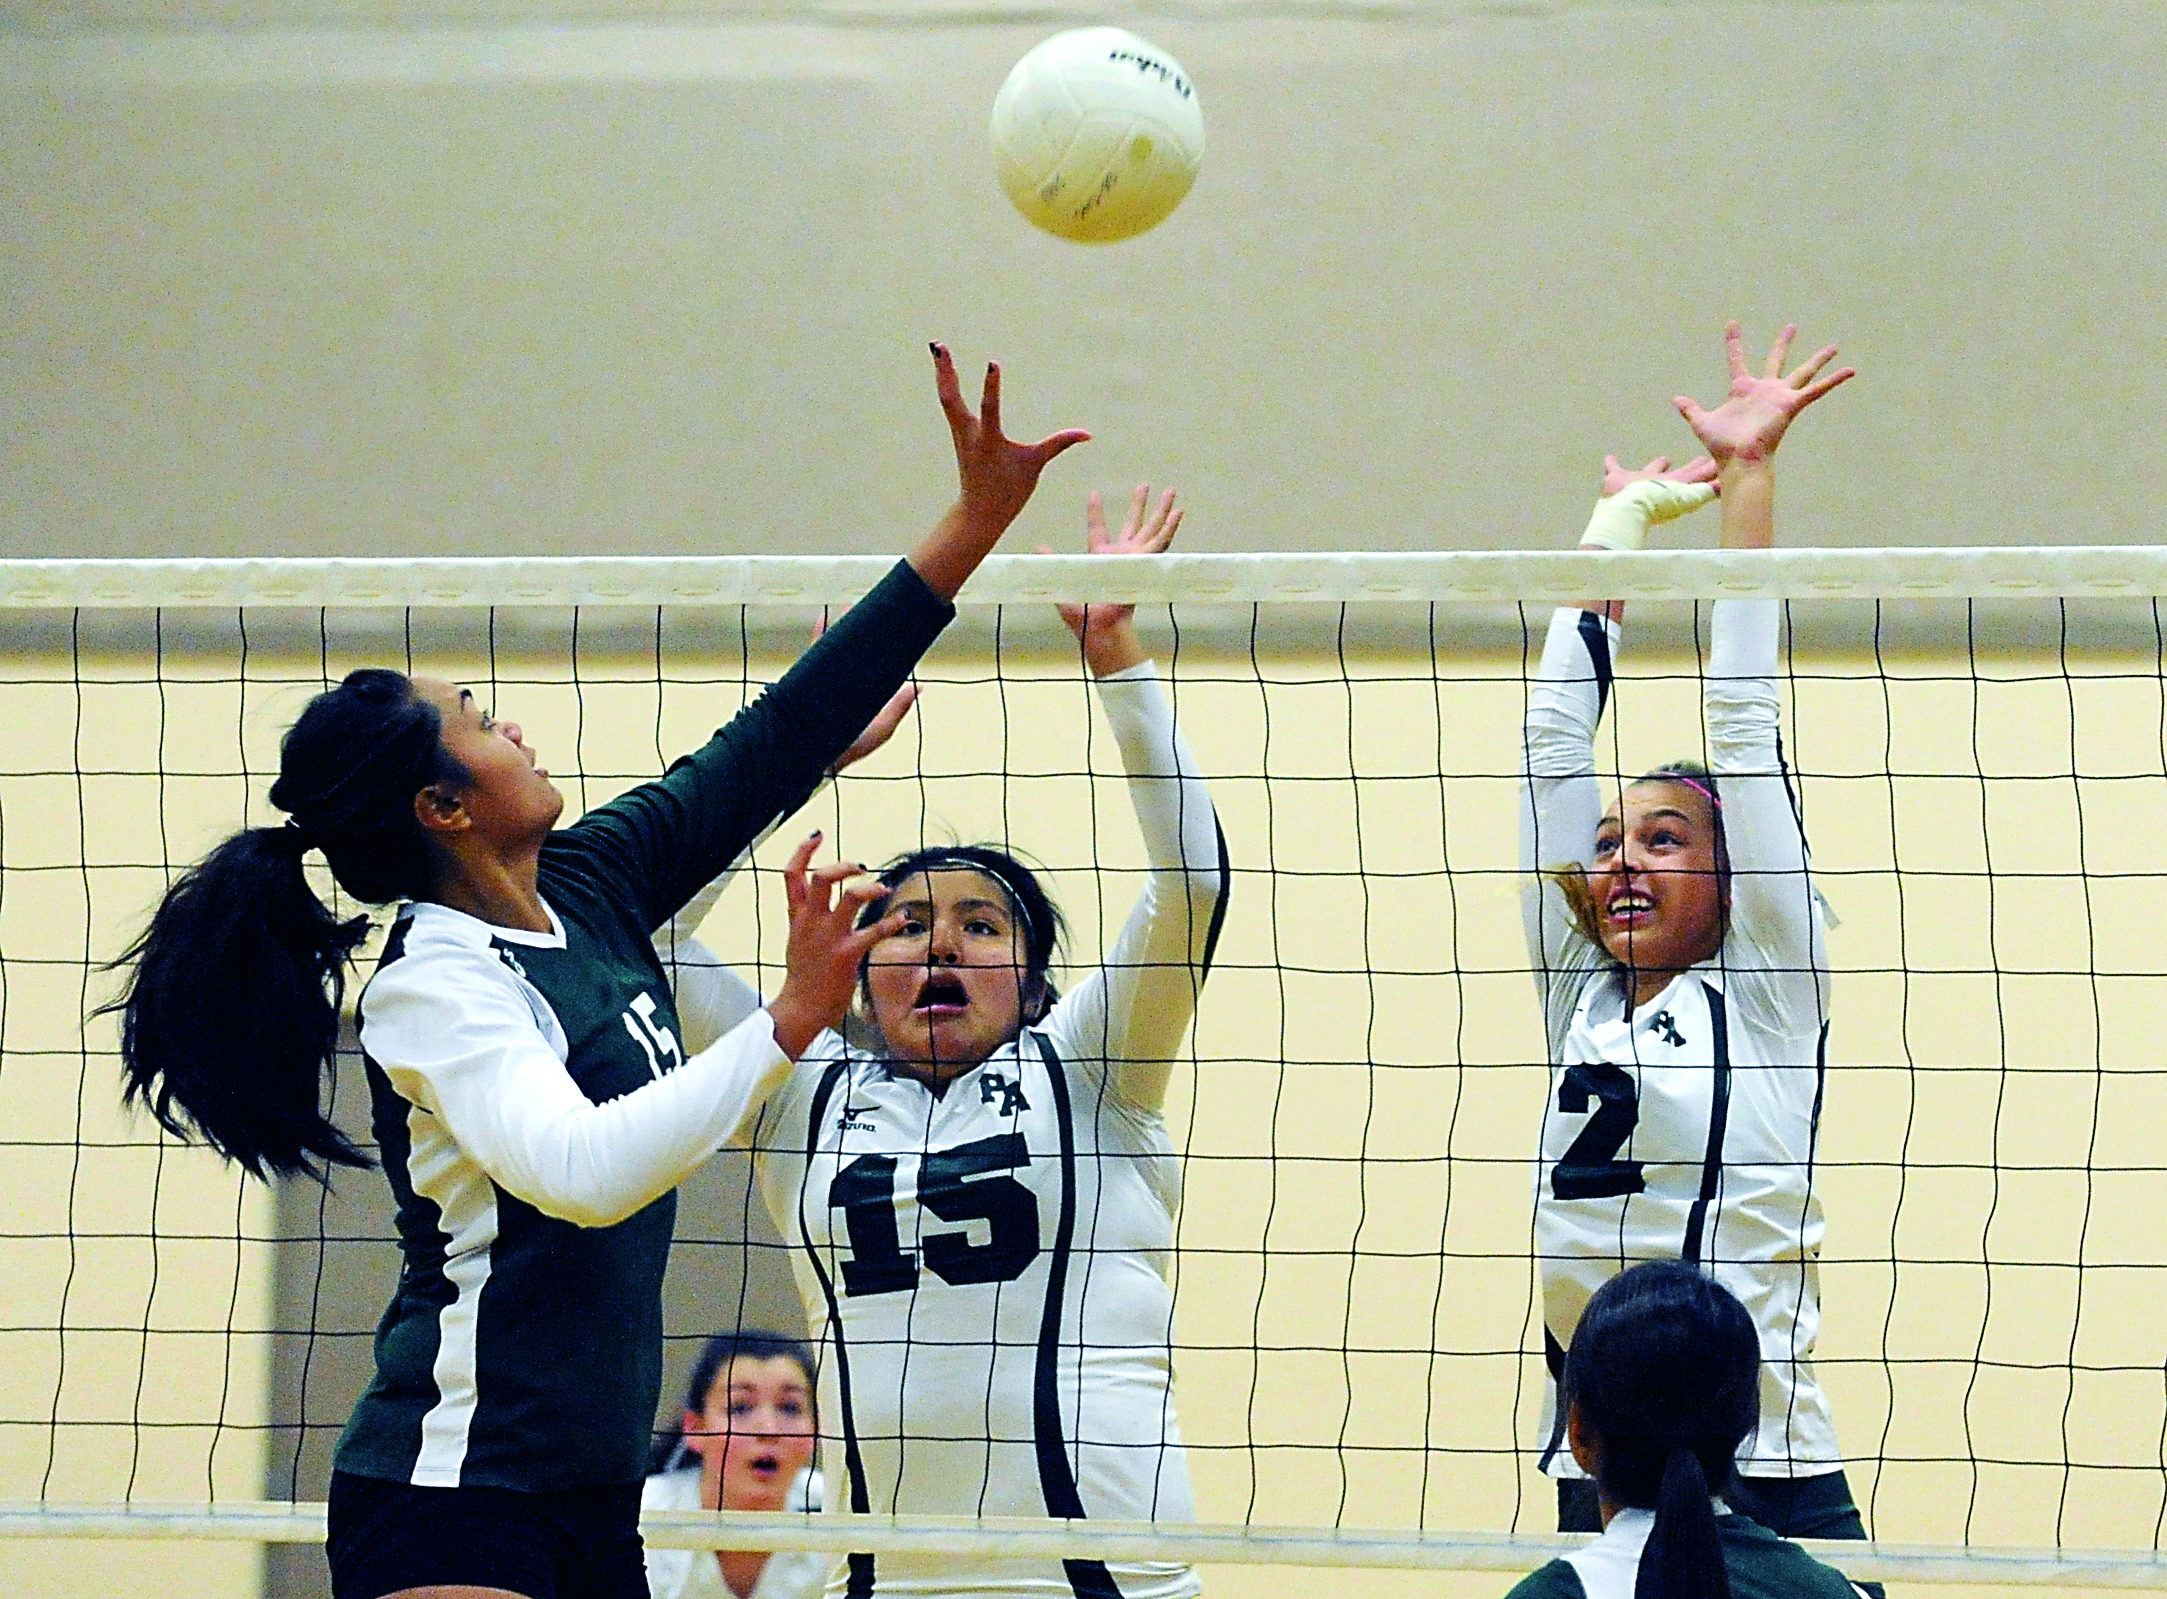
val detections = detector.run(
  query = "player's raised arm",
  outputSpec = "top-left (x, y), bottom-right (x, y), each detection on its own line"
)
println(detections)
top-left (1035, 487), bottom-right (1228, 1113)
top-left (1520, 456), bottom-right (1718, 1050)
top-left (572, 347), bottom-right (1085, 932)
top-left (1673, 322), bottom-right (1851, 1025)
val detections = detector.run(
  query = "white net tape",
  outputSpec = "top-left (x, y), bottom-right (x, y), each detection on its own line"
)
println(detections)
top-left (5, 547), bottom-right (2167, 607)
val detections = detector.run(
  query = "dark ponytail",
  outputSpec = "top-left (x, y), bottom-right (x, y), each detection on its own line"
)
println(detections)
top-left (102, 668), bottom-right (468, 1181)
top-left (1562, 1260), bottom-right (1761, 1599)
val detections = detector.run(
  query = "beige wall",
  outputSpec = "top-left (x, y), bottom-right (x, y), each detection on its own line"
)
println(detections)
top-left (6, 4), bottom-right (2167, 561)
top-left (5, 614), bottom-right (2167, 1599)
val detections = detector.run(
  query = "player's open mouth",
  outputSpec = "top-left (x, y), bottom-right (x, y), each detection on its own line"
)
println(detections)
top-left (914, 974), bottom-right (969, 1016)
top-left (1607, 890), bottom-right (1654, 925)
top-left (747, 1450), bottom-right (781, 1479)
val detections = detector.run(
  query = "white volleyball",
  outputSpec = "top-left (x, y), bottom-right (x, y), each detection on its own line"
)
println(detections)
top-left (990, 27), bottom-right (1204, 244)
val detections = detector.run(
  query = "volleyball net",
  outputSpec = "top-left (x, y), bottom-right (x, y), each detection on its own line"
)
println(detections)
top-left (8, 547), bottom-right (2167, 1588)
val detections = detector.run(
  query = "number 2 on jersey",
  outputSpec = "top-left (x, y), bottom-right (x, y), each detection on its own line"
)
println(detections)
top-left (1551, 1062), bottom-right (1646, 1200)
top-left (829, 1135), bottom-right (1041, 1296)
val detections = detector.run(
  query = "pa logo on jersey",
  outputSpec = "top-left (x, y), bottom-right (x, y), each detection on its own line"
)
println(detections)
top-left (979, 1072), bottom-right (1030, 1115)
top-left (1649, 1010), bottom-right (1686, 1048)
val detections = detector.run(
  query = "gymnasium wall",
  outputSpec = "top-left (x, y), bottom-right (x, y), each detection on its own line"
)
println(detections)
top-left (5, 3), bottom-right (2167, 565)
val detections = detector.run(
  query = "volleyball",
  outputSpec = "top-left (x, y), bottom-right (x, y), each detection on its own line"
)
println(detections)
top-left (989, 27), bottom-right (1204, 244)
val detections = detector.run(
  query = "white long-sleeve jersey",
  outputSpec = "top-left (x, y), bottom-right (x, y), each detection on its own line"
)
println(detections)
top-left (667, 663), bottom-right (1229, 1599)
top-left (1521, 602), bottom-right (1840, 1480)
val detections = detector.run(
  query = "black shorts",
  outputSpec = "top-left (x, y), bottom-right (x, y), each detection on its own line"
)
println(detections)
top-left (327, 1470), bottom-right (649, 1599)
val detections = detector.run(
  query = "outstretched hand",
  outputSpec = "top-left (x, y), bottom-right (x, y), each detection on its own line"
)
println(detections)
top-left (766, 834), bottom-right (898, 1060)
top-left (1674, 322), bottom-right (1854, 466)
top-left (934, 343), bottom-right (1092, 540)
top-left (1041, 484), bottom-right (1183, 678)
top-left (1600, 454), bottom-right (1718, 498)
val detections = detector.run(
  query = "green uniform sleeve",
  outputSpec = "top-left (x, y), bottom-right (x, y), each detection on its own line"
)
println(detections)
top-left (552, 559), bottom-right (952, 931)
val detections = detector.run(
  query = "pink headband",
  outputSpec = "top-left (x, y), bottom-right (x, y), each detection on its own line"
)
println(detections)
top-left (1657, 773), bottom-right (1721, 808)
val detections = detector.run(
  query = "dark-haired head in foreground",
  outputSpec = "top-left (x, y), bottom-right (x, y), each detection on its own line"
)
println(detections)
top-left (1517, 1262), bottom-right (1867, 1599)
top-left (1567, 1261), bottom-right (1760, 1599)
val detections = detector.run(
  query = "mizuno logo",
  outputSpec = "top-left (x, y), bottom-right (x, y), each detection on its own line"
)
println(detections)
top-left (837, 1102), bottom-right (878, 1132)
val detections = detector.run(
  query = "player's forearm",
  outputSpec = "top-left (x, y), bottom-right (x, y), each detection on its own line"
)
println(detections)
top-left (414, 1013), bottom-right (794, 1228)
top-left (1099, 664), bottom-right (1220, 881)
top-left (1717, 458), bottom-right (1776, 550)
top-left (605, 560), bottom-right (951, 928)
top-left (908, 499), bottom-right (1008, 602)
top-left (1704, 600), bottom-right (1824, 983)
top-left (1704, 600), bottom-right (1781, 765)
top-left (1524, 610), bottom-right (1611, 777)
top-left (1086, 665), bottom-right (1227, 1106)
top-left (666, 941), bottom-right (767, 1056)
top-left (1082, 614), bottom-right (1149, 678)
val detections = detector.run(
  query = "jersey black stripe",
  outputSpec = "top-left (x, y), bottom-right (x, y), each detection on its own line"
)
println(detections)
top-left (1536, 1326), bottom-right (1572, 1473)
top-left (1197, 818), bottom-right (1233, 980)
top-left (1681, 980), bottom-right (1734, 1267)
top-left (800, 1058), bottom-right (878, 1599)
top-left (1028, 1032), bottom-right (1125, 1599)
top-left (1576, 610), bottom-right (1614, 718)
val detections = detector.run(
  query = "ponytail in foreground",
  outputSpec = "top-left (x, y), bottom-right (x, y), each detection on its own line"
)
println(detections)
top-left (102, 669), bottom-right (467, 1180)
top-left (1563, 1260), bottom-right (1761, 1599)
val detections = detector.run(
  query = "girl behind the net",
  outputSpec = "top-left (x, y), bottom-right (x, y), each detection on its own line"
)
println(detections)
top-left (660, 484), bottom-right (1226, 1599)
top-left (1522, 323), bottom-right (1863, 1538)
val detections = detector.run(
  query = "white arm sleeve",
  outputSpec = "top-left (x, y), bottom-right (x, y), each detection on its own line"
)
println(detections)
top-left (1522, 607), bottom-right (1614, 1056)
top-left (1041, 663), bottom-right (1227, 1114)
top-left (362, 949), bottom-right (795, 1228)
top-left (1705, 598), bottom-right (1831, 1028)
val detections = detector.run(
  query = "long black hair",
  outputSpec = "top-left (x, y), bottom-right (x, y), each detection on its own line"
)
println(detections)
top-left (651, 1330), bottom-right (818, 1474)
top-left (854, 844), bottom-right (1069, 1026)
top-left (1564, 1260), bottom-right (1761, 1599)
top-left (100, 668), bottom-right (469, 1181)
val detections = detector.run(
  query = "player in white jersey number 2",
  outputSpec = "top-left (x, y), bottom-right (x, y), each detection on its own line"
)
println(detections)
top-left (1521, 325), bottom-right (1869, 1541)
top-left (666, 486), bottom-right (1228, 1599)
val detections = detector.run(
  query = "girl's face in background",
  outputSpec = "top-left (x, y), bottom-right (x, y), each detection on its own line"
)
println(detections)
top-left (1589, 780), bottom-right (1725, 986)
top-left (683, 1355), bottom-right (816, 1513)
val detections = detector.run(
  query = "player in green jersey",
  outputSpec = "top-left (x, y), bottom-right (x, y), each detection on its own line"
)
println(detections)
top-left (106, 347), bottom-right (1085, 1599)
